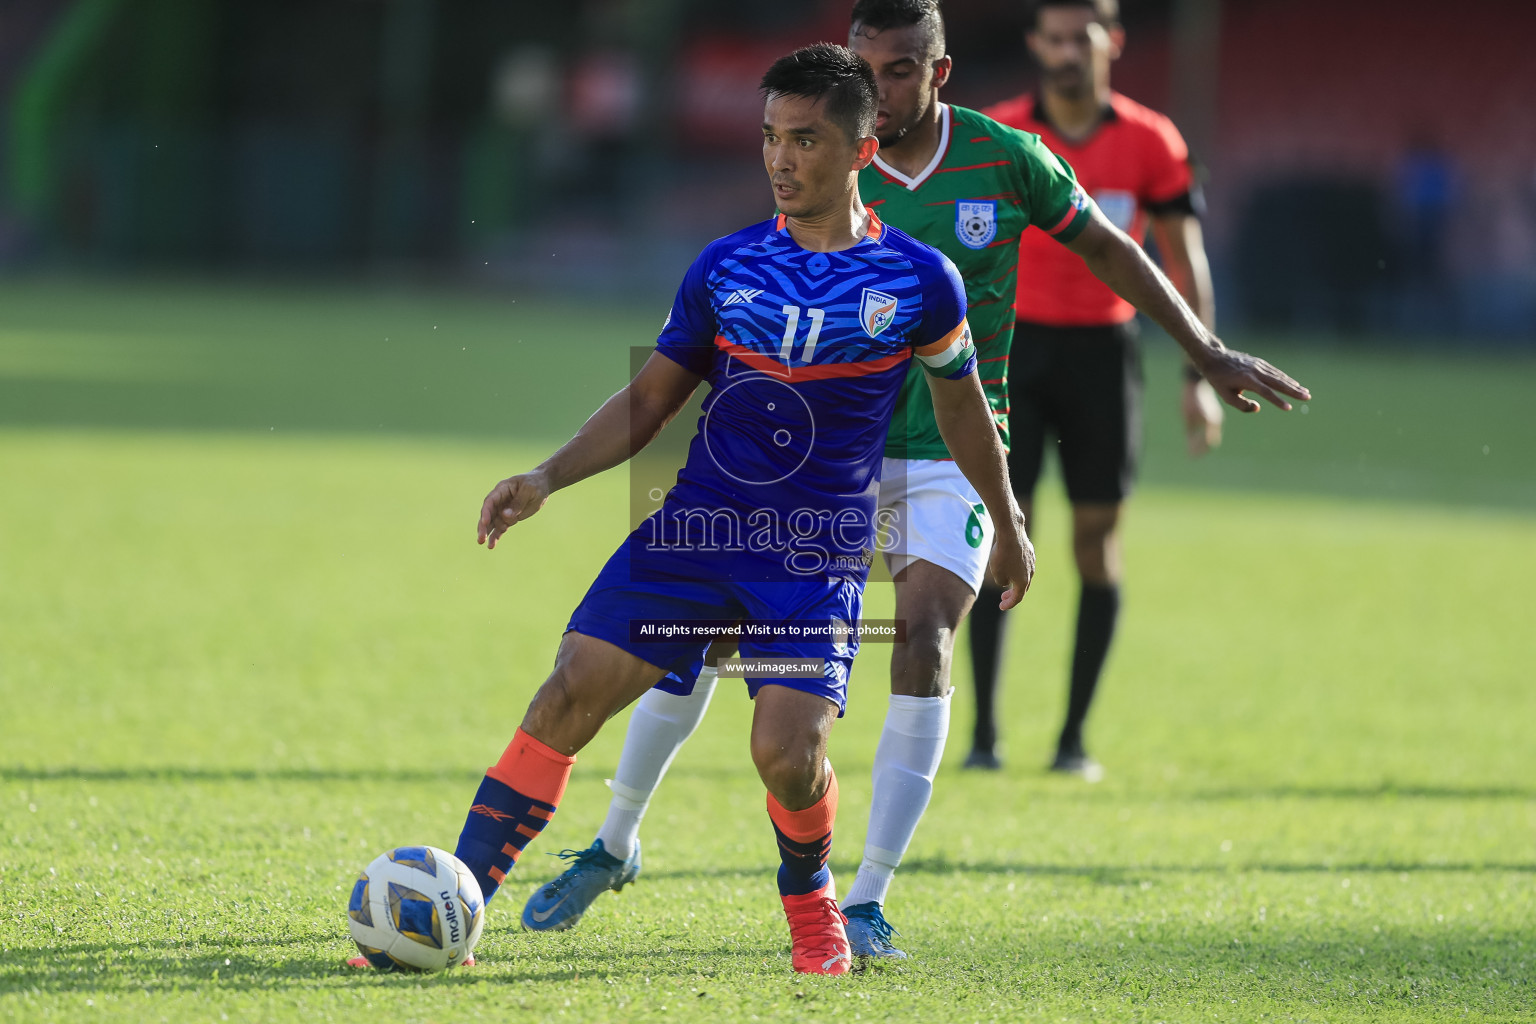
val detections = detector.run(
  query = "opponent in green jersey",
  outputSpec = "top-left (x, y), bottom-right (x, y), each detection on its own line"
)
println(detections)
top-left (834, 0), bottom-right (1304, 961)
top-left (861, 102), bottom-right (1093, 458)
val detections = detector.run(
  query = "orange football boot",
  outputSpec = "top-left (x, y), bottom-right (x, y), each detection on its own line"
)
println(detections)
top-left (780, 879), bottom-right (852, 975)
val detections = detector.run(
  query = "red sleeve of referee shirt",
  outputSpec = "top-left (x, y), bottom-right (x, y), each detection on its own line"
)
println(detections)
top-left (1137, 103), bottom-right (1195, 208)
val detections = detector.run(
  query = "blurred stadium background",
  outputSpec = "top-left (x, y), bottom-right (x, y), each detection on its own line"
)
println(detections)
top-left (1, 0), bottom-right (1534, 340)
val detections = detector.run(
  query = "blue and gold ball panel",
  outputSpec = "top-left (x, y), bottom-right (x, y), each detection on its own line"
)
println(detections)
top-left (388, 882), bottom-right (443, 949)
top-left (387, 846), bottom-right (438, 876)
top-left (353, 943), bottom-right (396, 971)
top-left (458, 881), bottom-right (483, 934)
top-left (347, 873), bottom-right (373, 928)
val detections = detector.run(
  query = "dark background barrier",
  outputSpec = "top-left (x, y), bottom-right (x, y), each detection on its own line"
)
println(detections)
top-left (1, 0), bottom-right (1532, 338)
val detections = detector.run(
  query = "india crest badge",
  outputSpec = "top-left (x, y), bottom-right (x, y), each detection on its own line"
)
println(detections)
top-left (860, 288), bottom-right (899, 338)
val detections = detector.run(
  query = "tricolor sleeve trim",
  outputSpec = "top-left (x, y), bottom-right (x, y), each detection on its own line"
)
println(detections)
top-left (915, 318), bottom-right (977, 380)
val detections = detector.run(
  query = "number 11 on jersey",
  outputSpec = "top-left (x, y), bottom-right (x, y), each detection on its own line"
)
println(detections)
top-left (780, 305), bottom-right (825, 365)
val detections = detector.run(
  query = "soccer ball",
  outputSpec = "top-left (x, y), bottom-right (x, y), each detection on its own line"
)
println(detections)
top-left (346, 845), bottom-right (485, 971)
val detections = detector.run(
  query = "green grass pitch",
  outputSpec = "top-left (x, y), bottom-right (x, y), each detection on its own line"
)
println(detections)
top-left (1, 280), bottom-right (1533, 1022)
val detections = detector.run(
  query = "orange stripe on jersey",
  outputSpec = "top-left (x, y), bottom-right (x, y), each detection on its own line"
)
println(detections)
top-left (714, 335), bottom-right (909, 381)
top-left (915, 318), bottom-right (970, 357)
top-left (775, 213), bottom-right (787, 231)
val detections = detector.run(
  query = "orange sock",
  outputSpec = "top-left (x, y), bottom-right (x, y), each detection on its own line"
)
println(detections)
top-left (455, 728), bottom-right (576, 900)
top-left (487, 727), bottom-right (575, 806)
top-left (766, 765), bottom-right (840, 841)
top-left (767, 764), bottom-right (839, 896)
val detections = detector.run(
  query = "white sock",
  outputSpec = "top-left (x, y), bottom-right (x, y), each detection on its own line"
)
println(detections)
top-left (594, 666), bottom-right (718, 860)
top-left (843, 691), bottom-right (951, 910)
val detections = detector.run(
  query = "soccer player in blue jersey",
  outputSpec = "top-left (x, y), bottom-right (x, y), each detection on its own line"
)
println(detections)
top-left (433, 44), bottom-right (1033, 976)
top-left (517, 0), bottom-right (1311, 965)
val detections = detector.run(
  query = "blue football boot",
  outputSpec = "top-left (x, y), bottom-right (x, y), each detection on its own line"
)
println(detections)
top-left (520, 839), bottom-right (641, 932)
top-left (842, 901), bottom-right (908, 960)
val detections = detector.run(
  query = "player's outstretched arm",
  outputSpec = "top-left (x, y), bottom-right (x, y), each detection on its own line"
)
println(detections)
top-left (925, 371), bottom-right (1036, 610)
top-left (477, 353), bottom-right (702, 549)
top-left (1065, 209), bottom-right (1311, 413)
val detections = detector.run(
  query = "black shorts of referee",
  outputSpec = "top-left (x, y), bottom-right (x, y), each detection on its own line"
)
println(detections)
top-left (1006, 319), bottom-right (1144, 505)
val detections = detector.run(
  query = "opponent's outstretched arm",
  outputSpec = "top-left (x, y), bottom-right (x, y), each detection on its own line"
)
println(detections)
top-left (478, 353), bottom-right (703, 549)
top-left (1065, 209), bottom-right (1311, 413)
top-left (926, 370), bottom-right (1035, 610)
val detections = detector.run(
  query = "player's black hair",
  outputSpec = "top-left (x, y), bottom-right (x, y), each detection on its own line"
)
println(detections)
top-left (850, 0), bottom-right (947, 62)
top-left (760, 43), bottom-right (878, 142)
top-left (1027, 0), bottom-right (1120, 30)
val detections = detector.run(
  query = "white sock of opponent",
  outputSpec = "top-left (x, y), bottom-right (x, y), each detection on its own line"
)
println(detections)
top-left (594, 666), bottom-right (719, 861)
top-left (843, 690), bottom-right (951, 910)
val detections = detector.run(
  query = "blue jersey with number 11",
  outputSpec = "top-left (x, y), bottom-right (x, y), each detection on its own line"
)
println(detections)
top-left (651, 211), bottom-right (976, 581)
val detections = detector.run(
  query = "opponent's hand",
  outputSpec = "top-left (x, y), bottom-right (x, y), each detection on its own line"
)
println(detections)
top-left (477, 471), bottom-right (551, 549)
top-left (1182, 377), bottom-right (1225, 457)
top-left (988, 526), bottom-right (1037, 611)
top-left (1195, 347), bottom-right (1310, 413)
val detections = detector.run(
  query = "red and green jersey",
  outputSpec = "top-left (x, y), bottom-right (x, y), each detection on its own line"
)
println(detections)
top-left (860, 103), bottom-right (1094, 458)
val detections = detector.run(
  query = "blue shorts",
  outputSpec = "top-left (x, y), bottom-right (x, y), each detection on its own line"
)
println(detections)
top-left (566, 530), bottom-right (863, 715)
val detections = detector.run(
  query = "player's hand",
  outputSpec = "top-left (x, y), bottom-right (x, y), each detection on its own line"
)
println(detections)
top-left (1195, 346), bottom-right (1310, 413)
top-left (1182, 377), bottom-right (1224, 457)
top-left (988, 525), bottom-right (1036, 611)
top-left (477, 471), bottom-right (551, 549)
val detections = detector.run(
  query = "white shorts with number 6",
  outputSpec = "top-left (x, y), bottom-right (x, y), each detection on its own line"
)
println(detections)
top-left (878, 457), bottom-right (994, 594)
